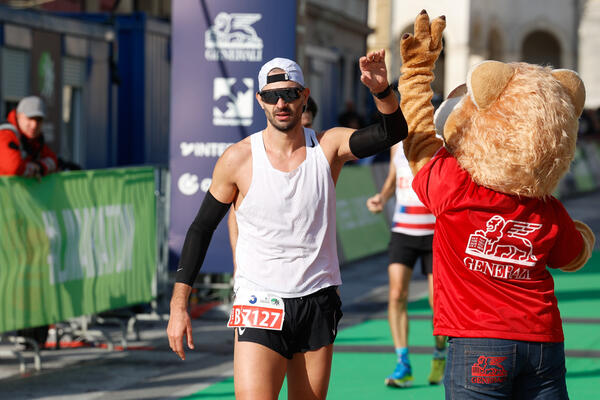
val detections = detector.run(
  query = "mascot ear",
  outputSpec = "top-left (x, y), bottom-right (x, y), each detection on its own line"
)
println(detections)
top-left (551, 69), bottom-right (586, 117)
top-left (468, 61), bottom-right (515, 110)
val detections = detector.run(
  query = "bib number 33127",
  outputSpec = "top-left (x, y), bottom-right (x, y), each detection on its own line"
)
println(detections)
top-left (227, 290), bottom-right (285, 331)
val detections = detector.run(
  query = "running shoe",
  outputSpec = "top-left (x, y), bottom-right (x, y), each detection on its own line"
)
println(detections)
top-left (428, 358), bottom-right (446, 385)
top-left (384, 362), bottom-right (414, 388)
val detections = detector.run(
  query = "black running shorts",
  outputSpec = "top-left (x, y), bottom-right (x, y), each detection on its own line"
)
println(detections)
top-left (388, 231), bottom-right (433, 274)
top-left (235, 286), bottom-right (343, 359)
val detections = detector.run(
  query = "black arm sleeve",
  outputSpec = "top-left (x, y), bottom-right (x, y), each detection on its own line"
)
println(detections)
top-left (175, 191), bottom-right (231, 286)
top-left (348, 106), bottom-right (408, 159)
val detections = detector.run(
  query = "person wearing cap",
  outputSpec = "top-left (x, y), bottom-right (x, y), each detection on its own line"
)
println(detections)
top-left (226, 95), bottom-right (320, 273)
top-left (0, 96), bottom-right (57, 178)
top-left (167, 49), bottom-right (407, 399)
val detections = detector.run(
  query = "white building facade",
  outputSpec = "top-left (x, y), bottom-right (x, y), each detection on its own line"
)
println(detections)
top-left (369, 0), bottom-right (600, 107)
top-left (297, 0), bottom-right (372, 131)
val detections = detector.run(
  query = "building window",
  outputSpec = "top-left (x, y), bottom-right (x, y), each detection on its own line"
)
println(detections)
top-left (61, 57), bottom-right (85, 166)
top-left (1, 48), bottom-right (30, 118)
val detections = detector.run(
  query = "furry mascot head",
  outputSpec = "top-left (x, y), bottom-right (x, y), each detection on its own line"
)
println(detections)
top-left (398, 10), bottom-right (594, 271)
top-left (436, 61), bottom-right (585, 198)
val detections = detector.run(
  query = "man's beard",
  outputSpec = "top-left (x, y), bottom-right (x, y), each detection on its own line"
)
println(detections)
top-left (266, 106), bottom-right (301, 132)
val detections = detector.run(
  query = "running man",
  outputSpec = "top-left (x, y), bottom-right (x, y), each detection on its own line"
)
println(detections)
top-left (167, 50), bottom-right (407, 399)
top-left (227, 96), bottom-right (320, 264)
top-left (367, 143), bottom-right (446, 387)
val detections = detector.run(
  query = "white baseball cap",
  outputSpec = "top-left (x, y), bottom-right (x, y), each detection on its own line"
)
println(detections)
top-left (258, 58), bottom-right (305, 91)
top-left (17, 96), bottom-right (46, 118)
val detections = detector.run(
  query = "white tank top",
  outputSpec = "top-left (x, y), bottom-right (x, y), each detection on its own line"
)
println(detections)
top-left (392, 146), bottom-right (435, 235)
top-left (234, 128), bottom-right (341, 298)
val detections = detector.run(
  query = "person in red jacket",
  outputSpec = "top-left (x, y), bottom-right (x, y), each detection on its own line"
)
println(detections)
top-left (0, 96), bottom-right (57, 178)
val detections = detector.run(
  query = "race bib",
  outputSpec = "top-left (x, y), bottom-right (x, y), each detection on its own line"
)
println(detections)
top-left (227, 289), bottom-right (285, 331)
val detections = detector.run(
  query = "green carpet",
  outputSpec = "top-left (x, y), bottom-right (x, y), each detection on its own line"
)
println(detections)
top-left (182, 251), bottom-right (600, 399)
top-left (181, 353), bottom-right (445, 400)
top-left (335, 318), bottom-right (435, 347)
top-left (337, 319), bottom-right (600, 352)
top-left (565, 357), bottom-right (600, 399)
top-left (564, 322), bottom-right (600, 351)
top-left (407, 297), bottom-right (433, 314)
top-left (552, 251), bottom-right (600, 319)
top-left (181, 352), bottom-right (600, 400)
top-left (329, 352), bottom-right (444, 399)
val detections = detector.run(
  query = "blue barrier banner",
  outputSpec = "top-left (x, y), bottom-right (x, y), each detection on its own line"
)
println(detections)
top-left (169, 0), bottom-right (297, 273)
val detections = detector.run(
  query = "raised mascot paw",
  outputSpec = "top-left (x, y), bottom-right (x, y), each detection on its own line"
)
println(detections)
top-left (398, 10), bottom-right (446, 175)
top-left (400, 10), bottom-right (446, 69)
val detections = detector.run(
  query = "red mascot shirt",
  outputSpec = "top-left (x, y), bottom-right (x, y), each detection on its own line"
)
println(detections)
top-left (413, 148), bottom-right (583, 342)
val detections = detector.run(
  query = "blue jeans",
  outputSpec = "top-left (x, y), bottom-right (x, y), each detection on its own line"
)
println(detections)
top-left (444, 337), bottom-right (568, 400)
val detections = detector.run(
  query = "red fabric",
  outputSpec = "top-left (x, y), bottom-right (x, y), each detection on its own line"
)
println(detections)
top-left (0, 110), bottom-right (58, 176)
top-left (393, 221), bottom-right (436, 230)
top-left (413, 147), bottom-right (583, 342)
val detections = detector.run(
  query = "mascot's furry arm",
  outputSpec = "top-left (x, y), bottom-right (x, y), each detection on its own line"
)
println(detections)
top-left (398, 10), bottom-right (445, 175)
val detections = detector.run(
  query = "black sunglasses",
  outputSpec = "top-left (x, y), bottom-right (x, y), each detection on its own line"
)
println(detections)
top-left (258, 87), bottom-right (303, 104)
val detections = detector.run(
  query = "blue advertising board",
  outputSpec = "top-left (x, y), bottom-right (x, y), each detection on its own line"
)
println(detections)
top-left (169, 0), bottom-right (297, 273)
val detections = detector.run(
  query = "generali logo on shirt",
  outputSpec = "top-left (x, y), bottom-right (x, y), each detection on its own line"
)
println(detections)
top-left (463, 215), bottom-right (542, 280)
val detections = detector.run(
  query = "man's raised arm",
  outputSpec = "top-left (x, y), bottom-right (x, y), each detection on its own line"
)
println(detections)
top-left (325, 49), bottom-right (407, 163)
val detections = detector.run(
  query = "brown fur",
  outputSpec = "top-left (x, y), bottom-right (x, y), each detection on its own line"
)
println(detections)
top-left (398, 12), bottom-right (445, 176)
top-left (445, 63), bottom-right (578, 198)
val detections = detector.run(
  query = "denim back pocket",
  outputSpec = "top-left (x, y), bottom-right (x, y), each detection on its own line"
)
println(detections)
top-left (464, 343), bottom-right (516, 395)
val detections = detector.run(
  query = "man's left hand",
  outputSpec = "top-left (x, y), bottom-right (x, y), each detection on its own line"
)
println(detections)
top-left (359, 49), bottom-right (389, 93)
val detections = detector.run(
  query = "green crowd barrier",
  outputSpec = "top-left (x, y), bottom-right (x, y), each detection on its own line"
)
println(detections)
top-left (0, 167), bottom-right (157, 333)
top-left (336, 164), bottom-right (389, 263)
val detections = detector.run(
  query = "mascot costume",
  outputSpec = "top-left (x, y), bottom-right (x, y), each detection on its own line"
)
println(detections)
top-left (398, 10), bottom-right (595, 399)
